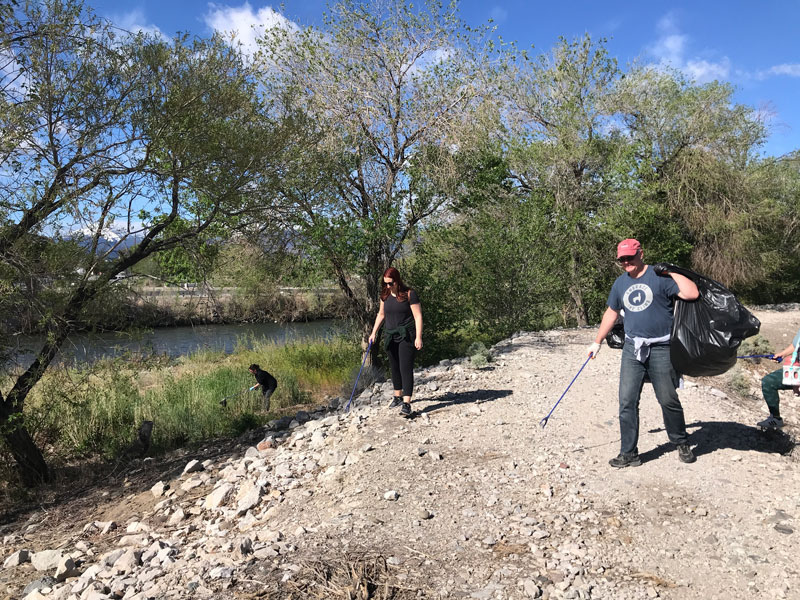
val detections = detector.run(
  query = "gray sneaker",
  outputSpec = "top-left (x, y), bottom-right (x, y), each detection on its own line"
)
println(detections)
top-left (677, 444), bottom-right (696, 464)
top-left (388, 396), bottom-right (403, 409)
top-left (609, 452), bottom-right (641, 468)
top-left (757, 415), bottom-right (784, 429)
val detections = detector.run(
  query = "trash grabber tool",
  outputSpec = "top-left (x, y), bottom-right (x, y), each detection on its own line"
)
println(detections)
top-left (539, 353), bottom-right (593, 428)
top-left (219, 386), bottom-right (251, 408)
top-left (345, 340), bottom-right (373, 413)
top-left (737, 354), bottom-right (781, 362)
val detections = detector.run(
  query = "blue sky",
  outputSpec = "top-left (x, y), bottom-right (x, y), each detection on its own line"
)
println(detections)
top-left (86, 0), bottom-right (800, 158)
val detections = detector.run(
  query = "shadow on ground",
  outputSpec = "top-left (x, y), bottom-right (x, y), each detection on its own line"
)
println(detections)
top-left (642, 421), bottom-right (796, 464)
top-left (418, 389), bottom-right (513, 415)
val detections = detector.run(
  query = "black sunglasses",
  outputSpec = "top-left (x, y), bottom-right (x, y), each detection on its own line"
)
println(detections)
top-left (383, 280), bottom-right (395, 286)
top-left (617, 255), bottom-right (637, 264)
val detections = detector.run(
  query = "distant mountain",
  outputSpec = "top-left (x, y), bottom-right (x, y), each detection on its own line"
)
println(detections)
top-left (68, 227), bottom-right (145, 258)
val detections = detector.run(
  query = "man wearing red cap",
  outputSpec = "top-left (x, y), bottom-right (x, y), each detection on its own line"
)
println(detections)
top-left (588, 239), bottom-right (700, 467)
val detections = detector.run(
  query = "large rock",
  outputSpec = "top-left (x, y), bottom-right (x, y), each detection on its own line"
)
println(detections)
top-left (182, 459), bottom-right (204, 475)
top-left (3, 549), bottom-right (31, 568)
top-left (30, 549), bottom-right (62, 571)
top-left (236, 481), bottom-right (263, 514)
top-left (203, 482), bottom-right (233, 510)
top-left (55, 556), bottom-right (79, 582)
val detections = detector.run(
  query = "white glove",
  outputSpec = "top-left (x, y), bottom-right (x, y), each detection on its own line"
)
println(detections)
top-left (587, 342), bottom-right (601, 358)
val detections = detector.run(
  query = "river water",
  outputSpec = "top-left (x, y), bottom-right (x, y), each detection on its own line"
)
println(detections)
top-left (8, 320), bottom-right (349, 367)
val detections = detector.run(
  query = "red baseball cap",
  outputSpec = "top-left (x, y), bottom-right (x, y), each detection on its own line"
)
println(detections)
top-left (617, 238), bottom-right (641, 258)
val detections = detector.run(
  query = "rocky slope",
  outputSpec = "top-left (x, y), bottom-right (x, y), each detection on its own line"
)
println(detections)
top-left (2, 308), bottom-right (799, 600)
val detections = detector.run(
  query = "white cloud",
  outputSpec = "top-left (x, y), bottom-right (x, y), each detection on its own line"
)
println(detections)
top-left (204, 2), bottom-right (298, 56)
top-left (685, 57), bottom-right (731, 82)
top-left (111, 9), bottom-right (166, 39)
top-left (767, 64), bottom-right (800, 77)
top-left (647, 12), bottom-right (730, 84)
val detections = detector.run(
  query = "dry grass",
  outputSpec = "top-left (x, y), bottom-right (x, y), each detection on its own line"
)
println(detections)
top-left (285, 554), bottom-right (418, 600)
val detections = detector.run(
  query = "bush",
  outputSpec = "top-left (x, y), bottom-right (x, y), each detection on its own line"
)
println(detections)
top-left (467, 341), bottom-right (491, 367)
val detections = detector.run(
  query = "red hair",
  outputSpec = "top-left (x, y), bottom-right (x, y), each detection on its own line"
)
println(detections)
top-left (379, 266), bottom-right (410, 302)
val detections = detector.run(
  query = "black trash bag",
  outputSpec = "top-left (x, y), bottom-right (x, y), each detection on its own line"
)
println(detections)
top-left (651, 262), bottom-right (761, 377)
top-left (606, 313), bottom-right (625, 349)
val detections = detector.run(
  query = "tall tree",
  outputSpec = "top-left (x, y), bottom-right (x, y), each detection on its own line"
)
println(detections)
top-left (0, 0), bottom-right (276, 485)
top-left (501, 34), bottom-right (624, 325)
top-left (612, 66), bottom-right (769, 287)
top-left (256, 0), bottom-right (497, 355)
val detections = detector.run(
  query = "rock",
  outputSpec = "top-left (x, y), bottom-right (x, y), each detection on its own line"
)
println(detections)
top-left (521, 579), bottom-right (542, 598)
top-left (418, 509), bottom-right (432, 520)
top-left (22, 591), bottom-right (48, 600)
top-left (257, 438), bottom-right (275, 451)
top-left (55, 556), bottom-right (79, 582)
top-left (22, 576), bottom-right (57, 596)
top-left (236, 481), bottom-right (263, 514)
top-left (114, 548), bottom-right (142, 574)
top-left (245, 446), bottom-right (260, 458)
top-left (168, 508), bottom-right (186, 526)
top-left (234, 537), bottom-right (253, 559)
top-left (3, 549), bottom-right (31, 568)
top-left (31, 549), bottom-right (62, 571)
top-left (295, 411), bottom-right (310, 423)
top-left (208, 566), bottom-right (234, 579)
top-left (203, 483), bottom-right (234, 510)
top-left (117, 534), bottom-right (148, 547)
top-left (181, 478), bottom-right (204, 492)
top-left (150, 481), bottom-right (168, 497)
top-left (384, 490), bottom-right (400, 501)
top-left (183, 459), bottom-right (204, 475)
top-left (361, 444), bottom-right (374, 453)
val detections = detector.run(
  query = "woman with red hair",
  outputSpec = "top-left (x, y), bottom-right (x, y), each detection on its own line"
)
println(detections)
top-left (368, 267), bottom-right (423, 416)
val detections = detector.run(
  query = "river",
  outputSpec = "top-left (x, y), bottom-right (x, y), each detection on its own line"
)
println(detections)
top-left (7, 320), bottom-right (349, 367)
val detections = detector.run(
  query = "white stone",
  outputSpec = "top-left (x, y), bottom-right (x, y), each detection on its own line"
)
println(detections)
top-left (384, 490), bottom-right (400, 501)
top-left (183, 459), bottom-right (204, 475)
top-left (3, 549), bottom-right (31, 568)
top-left (31, 549), bottom-right (63, 571)
top-left (203, 483), bottom-right (233, 510)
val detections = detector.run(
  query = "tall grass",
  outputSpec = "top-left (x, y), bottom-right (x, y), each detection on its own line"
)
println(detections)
top-left (18, 336), bottom-right (360, 461)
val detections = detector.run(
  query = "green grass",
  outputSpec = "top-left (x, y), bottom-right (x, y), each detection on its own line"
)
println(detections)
top-left (18, 336), bottom-right (360, 461)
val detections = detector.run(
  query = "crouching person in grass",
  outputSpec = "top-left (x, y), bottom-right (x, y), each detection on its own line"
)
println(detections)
top-left (757, 332), bottom-right (800, 430)
top-left (249, 363), bottom-right (278, 412)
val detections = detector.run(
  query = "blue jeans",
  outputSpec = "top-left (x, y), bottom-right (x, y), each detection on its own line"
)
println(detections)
top-left (618, 341), bottom-right (689, 455)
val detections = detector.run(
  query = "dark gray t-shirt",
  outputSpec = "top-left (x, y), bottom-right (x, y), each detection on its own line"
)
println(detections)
top-left (607, 267), bottom-right (679, 339)
top-left (383, 289), bottom-right (420, 330)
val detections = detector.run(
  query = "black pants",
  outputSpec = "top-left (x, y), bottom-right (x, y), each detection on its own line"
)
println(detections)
top-left (261, 381), bottom-right (277, 410)
top-left (386, 337), bottom-right (416, 397)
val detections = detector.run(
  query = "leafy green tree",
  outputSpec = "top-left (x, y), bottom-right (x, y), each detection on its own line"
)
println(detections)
top-left (0, 0), bottom-right (279, 485)
top-left (612, 66), bottom-right (769, 288)
top-left (501, 34), bottom-right (626, 325)
top-left (256, 0), bottom-right (498, 356)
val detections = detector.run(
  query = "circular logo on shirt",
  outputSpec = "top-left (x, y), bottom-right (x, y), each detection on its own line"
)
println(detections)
top-left (623, 283), bottom-right (653, 313)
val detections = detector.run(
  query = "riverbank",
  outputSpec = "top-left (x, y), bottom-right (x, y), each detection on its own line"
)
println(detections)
top-left (2, 285), bottom-right (351, 335)
top-left (2, 336), bottom-right (361, 483)
top-left (128, 284), bottom-right (350, 327)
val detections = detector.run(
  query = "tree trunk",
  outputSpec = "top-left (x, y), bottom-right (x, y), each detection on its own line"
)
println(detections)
top-left (2, 426), bottom-right (49, 486)
top-left (569, 247), bottom-right (589, 326)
